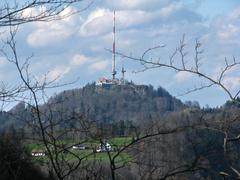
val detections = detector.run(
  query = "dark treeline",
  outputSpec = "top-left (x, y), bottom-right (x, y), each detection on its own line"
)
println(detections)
top-left (0, 83), bottom-right (239, 144)
top-left (0, 132), bottom-right (53, 180)
top-left (0, 83), bottom-right (240, 179)
top-left (0, 83), bottom-right (186, 134)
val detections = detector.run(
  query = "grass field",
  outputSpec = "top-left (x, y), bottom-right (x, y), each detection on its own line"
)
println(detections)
top-left (32, 149), bottom-right (130, 163)
top-left (109, 137), bottom-right (132, 146)
top-left (27, 136), bottom-right (132, 163)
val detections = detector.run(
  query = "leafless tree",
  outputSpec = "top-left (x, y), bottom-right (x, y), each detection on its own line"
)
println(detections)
top-left (0, 0), bottom-right (91, 107)
top-left (2, 1), bottom-right (238, 179)
top-left (116, 34), bottom-right (240, 179)
top-left (0, 0), bottom-right (92, 26)
top-left (0, 1), bottom-right (95, 179)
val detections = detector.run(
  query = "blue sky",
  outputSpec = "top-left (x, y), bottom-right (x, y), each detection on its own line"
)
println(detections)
top-left (1, 0), bottom-right (240, 108)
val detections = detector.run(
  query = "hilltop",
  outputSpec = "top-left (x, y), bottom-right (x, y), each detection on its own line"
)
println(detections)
top-left (0, 82), bottom-right (186, 131)
top-left (46, 82), bottom-right (186, 123)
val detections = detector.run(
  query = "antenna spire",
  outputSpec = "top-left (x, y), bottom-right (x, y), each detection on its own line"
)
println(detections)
top-left (121, 58), bottom-right (126, 85)
top-left (112, 10), bottom-right (117, 80)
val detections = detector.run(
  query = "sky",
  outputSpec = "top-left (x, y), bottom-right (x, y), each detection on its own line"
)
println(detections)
top-left (1, 0), bottom-right (240, 108)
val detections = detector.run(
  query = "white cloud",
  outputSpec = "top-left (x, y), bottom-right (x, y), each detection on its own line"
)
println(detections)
top-left (47, 66), bottom-right (71, 81)
top-left (70, 54), bottom-right (109, 71)
top-left (21, 8), bottom-right (36, 18)
top-left (71, 54), bottom-right (89, 66)
top-left (79, 2), bottom-right (201, 38)
top-left (27, 7), bottom-right (79, 47)
top-left (0, 57), bottom-right (6, 67)
top-left (229, 7), bottom-right (240, 20)
top-left (79, 8), bottom-right (153, 37)
top-left (213, 6), bottom-right (240, 45)
top-left (3, 0), bottom-right (240, 108)
top-left (108, 0), bottom-right (152, 8)
top-left (71, 54), bottom-right (110, 72)
top-left (217, 24), bottom-right (240, 41)
top-left (222, 76), bottom-right (240, 90)
top-left (71, 54), bottom-right (110, 73)
top-left (175, 71), bottom-right (193, 82)
top-left (89, 60), bottom-right (109, 71)
top-left (45, 54), bottom-right (110, 81)
top-left (21, 6), bottom-right (43, 19)
top-left (215, 63), bottom-right (240, 90)
top-left (105, 0), bottom-right (171, 10)
top-left (159, 2), bottom-right (182, 17)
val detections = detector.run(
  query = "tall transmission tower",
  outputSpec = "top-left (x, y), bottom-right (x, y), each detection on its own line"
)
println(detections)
top-left (112, 10), bottom-right (117, 80)
top-left (121, 58), bottom-right (126, 85)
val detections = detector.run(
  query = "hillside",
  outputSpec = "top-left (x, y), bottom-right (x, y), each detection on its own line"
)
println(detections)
top-left (1, 83), bottom-right (240, 179)
top-left (46, 82), bottom-right (186, 124)
top-left (0, 82), bottom-right (187, 132)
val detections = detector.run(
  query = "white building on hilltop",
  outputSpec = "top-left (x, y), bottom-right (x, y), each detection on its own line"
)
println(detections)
top-left (96, 11), bottom-right (126, 88)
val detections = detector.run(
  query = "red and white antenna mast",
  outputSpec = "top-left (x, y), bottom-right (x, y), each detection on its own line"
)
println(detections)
top-left (121, 57), bottom-right (126, 85)
top-left (112, 10), bottom-right (117, 80)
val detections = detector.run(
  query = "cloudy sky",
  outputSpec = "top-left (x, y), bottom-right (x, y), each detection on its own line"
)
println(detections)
top-left (1, 0), bottom-right (240, 108)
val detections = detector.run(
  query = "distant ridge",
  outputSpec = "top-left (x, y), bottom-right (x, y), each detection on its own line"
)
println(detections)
top-left (46, 82), bottom-right (186, 123)
top-left (0, 82), bottom-right (186, 131)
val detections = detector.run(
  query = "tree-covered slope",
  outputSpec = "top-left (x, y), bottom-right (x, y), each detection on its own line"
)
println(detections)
top-left (0, 83), bottom-right (187, 131)
top-left (46, 83), bottom-right (186, 124)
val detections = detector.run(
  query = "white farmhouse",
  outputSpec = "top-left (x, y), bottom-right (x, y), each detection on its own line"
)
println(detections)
top-left (96, 142), bottom-right (112, 152)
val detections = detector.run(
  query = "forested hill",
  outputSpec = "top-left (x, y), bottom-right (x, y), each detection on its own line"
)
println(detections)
top-left (45, 82), bottom-right (186, 124)
top-left (0, 83), bottom-right (187, 131)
